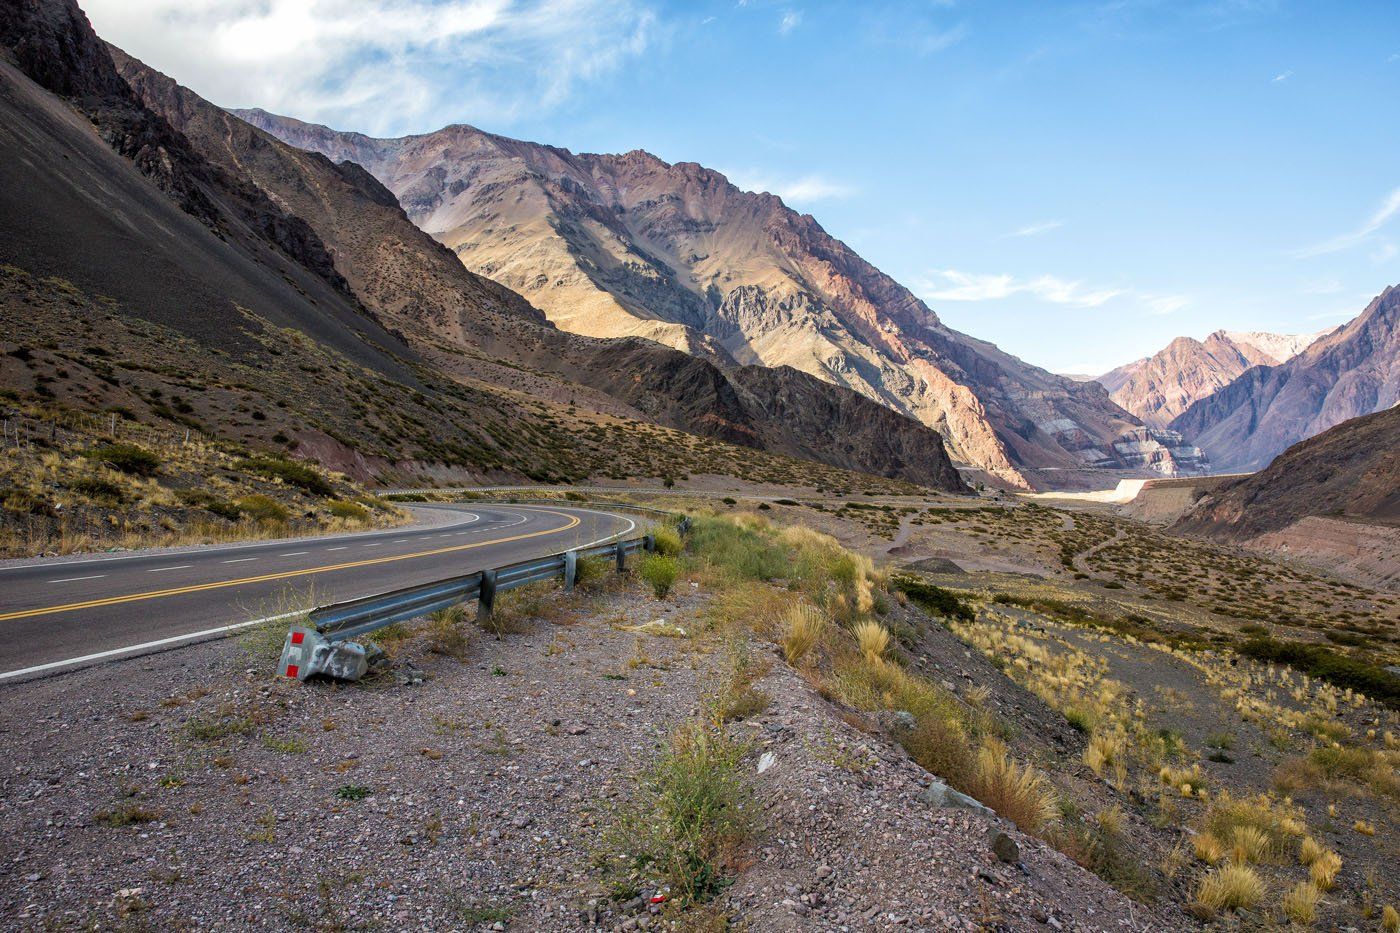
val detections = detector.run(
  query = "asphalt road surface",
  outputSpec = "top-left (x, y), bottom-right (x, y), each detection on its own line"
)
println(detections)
top-left (0, 504), bottom-right (634, 682)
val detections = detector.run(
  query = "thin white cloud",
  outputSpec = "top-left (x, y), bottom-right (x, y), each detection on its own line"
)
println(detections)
top-left (1007, 220), bottom-right (1063, 238)
top-left (1143, 294), bottom-right (1190, 315)
top-left (917, 269), bottom-right (1124, 308)
top-left (778, 10), bottom-right (802, 35)
top-left (1370, 241), bottom-right (1398, 265)
top-left (82, 0), bottom-right (657, 136)
top-left (722, 169), bottom-right (854, 205)
top-left (1301, 277), bottom-right (1344, 294)
top-left (1295, 186), bottom-right (1400, 257)
top-left (1271, 69), bottom-right (1293, 82)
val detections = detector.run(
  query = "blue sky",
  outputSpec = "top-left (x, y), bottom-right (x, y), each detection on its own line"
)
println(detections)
top-left (87, 0), bottom-right (1400, 375)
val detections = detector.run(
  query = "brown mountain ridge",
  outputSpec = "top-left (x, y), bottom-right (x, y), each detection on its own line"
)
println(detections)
top-left (234, 109), bottom-right (1206, 490)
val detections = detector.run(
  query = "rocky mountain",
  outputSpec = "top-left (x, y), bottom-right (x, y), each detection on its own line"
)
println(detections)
top-left (235, 110), bottom-right (1201, 490)
top-left (107, 48), bottom-right (966, 490)
top-left (1098, 329), bottom-right (1323, 427)
top-left (1176, 404), bottom-right (1399, 540)
top-left (1169, 289), bottom-right (1400, 472)
top-left (0, 2), bottom-right (967, 494)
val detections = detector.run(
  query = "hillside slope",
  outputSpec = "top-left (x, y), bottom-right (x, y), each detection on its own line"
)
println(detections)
top-left (235, 110), bottom-right (1203, 489)
top-left (1175, 405), bottom-right (1400, 541)
top-left (1170, 288), bottom-right (1400, 472)
top-left (107, 49), bottom-right (965, 491)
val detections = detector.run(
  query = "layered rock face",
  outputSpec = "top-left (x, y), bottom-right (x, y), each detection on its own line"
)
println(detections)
top-left (236, 110), bottom-right (1196, 489)
top-left (1099, 330), bottom-right (1323, 427)
top-left (1169, 289), bottom-right (1400, 472)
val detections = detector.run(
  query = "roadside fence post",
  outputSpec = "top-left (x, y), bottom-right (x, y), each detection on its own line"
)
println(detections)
top-left (563, 550), bottom-right (578, 592)
top-left (478, 568), bottom-right (498, 623)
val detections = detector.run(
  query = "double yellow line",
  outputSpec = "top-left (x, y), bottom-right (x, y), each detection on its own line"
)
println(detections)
top-left (0, 510), bottom-right (581, 623)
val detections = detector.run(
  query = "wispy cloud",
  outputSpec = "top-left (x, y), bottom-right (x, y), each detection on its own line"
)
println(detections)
top-left (722, 169), bottom-right (854, 204)
top-left (1007, 220), bottom-right (1063, 238)
top-left (1271, 69), bottom-right (1293, 82)
top-left (916, 269), bottom-right (1124, 308)
top-left (1301, 278), bottom-right (1344, 295)
top-left (1295, 187), bottom-right (1400, 258)
top-left (83, 0), bottom-right (657, 136)
top-left (1146, 294), bottom-right (1191, 315)
top-left (778, 10), bottom-right (802, 35)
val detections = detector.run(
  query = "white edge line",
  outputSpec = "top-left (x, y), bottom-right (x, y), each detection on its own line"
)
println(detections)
top-left (0, 508), bottom-right (483, 573)
top-left (0, 610), bottom-right (303, 683)
top-left (0, 507), bottom-right (637, 684)
top-left (49, 574), bottom-right (107, 583)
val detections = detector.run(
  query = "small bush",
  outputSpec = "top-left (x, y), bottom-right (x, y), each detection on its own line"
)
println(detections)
top-left (781, 603), bottom-right (824, 666)
top-left (894, 576), bottom-right (975, 622)
top-left (1195, 864), bottom-right (1264, 914)
top-left (234, 456), bottom-right (333, 495)
top-left (326, 499), bottom-right (370, 522)
top-left (651, 525), bottom-right (683, 557)
top-left (82, 442), bottom-right (159, 476)
top-left (1382, 905), bottom-right (1399, 933)
top-left (335, 784), bottom-right (371, 801)
top-left (601, 719), bottom-right (750, 908)
top-left (94, 803), bottom-right (161, 828)
top-left (237, 494), bottom-right (289, 523)
top-left (427, 605), bottom-right (470, 659)
top-left (574, 554), bottom-right (611, 590)
top-left (640, 553), bottom-right (679, 599)
top-left (69, 476), bottom-right (125, 504)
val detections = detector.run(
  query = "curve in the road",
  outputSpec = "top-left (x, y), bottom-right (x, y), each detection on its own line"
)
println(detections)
top-left (0, 504), bottom-right (635, 682)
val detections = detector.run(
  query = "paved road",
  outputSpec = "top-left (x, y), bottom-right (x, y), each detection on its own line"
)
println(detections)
top-left (0, 504), bottom-right (634, 682)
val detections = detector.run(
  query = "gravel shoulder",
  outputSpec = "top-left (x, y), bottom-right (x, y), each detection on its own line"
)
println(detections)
top-left (0, 573), bottom-right (1171, 931)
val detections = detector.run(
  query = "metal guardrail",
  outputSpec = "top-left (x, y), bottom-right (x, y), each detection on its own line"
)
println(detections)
top-left (277, 510), bottom-right (688, 682)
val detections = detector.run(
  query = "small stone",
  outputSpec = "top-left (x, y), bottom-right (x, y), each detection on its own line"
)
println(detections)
top-left (757, 752), bottom-right (775, 774)
top-left (990, 830), bottom-right (1020, 863)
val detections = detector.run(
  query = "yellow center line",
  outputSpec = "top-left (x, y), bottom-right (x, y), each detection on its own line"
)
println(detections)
top-left (0, 510), bottom-right (582, 624)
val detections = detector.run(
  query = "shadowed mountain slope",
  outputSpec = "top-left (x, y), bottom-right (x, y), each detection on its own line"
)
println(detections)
top-left (1176, 404), bottom-right (1400, 540)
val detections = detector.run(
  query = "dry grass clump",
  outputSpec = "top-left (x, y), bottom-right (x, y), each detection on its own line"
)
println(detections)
top-left (1193, 832), bottom-right (1225, 865)
top-left (853, 620), bottom-right (889, 661)
top-left (1281, 880), bottom-right (1321, 924)
top-left (1307, 849), bottom-right (1342, 891)
top-left (1382, 904), bottom-right (1399, 933)
top-left (1160, 763), bottom-right (1209, 798)
top-left (972, 739), bottom-right (1059, 833)
top-left (1194, 863), bottom-right (1264, 914)
top-left (780, 603), bottom-right (824, 666)
top-left (1198, 794), bottom-right (1302, 866)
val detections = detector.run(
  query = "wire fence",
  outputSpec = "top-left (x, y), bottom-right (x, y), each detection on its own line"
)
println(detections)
top-left (0, 408), bottom-right (211, 453)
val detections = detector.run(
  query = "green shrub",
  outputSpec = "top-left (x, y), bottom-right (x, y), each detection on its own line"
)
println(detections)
top-left (640, 553), bottom-right (679, 599)
top-left (233, 456), bottom-right (332, 495)
top-left (69, 476), bottom-right (125, 504)
top-left (82, 442), bottom-right (159, 476)
top-left (686, 515), bottom-right (786, 582)
top-left (601, 720), bottom-right (751, 907)
top-left (895, 576), bottom-right (975, 622)
top-left (237, 494), bottom-right (289, 523)
top-left (1238, 636), bottom-right (1400, 708)
top-left (326, 499), bottom-right (370, 522)
top-left (651, 525), bottom-right (683, 557)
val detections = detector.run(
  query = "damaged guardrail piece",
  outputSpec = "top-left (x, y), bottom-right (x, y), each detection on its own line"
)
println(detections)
top-left (277, 512), bottom-right (687, 683)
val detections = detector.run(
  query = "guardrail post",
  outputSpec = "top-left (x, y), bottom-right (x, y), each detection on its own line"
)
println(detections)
top-left (615, 540), bottom-right (627, 573)
top-left (478, 568), bottom-right (498, 623)
top-left (643, 533), bottom-right (655, 552)
top-left (563, 550), bottom-right (578, 592)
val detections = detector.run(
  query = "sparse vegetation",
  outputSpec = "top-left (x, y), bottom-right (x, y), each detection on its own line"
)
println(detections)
top-left (639, 552), bottom-right (679, 599)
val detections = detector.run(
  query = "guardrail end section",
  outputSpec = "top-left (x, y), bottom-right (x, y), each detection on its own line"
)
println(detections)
top-left (279, 626), bottom-right (369, 682)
